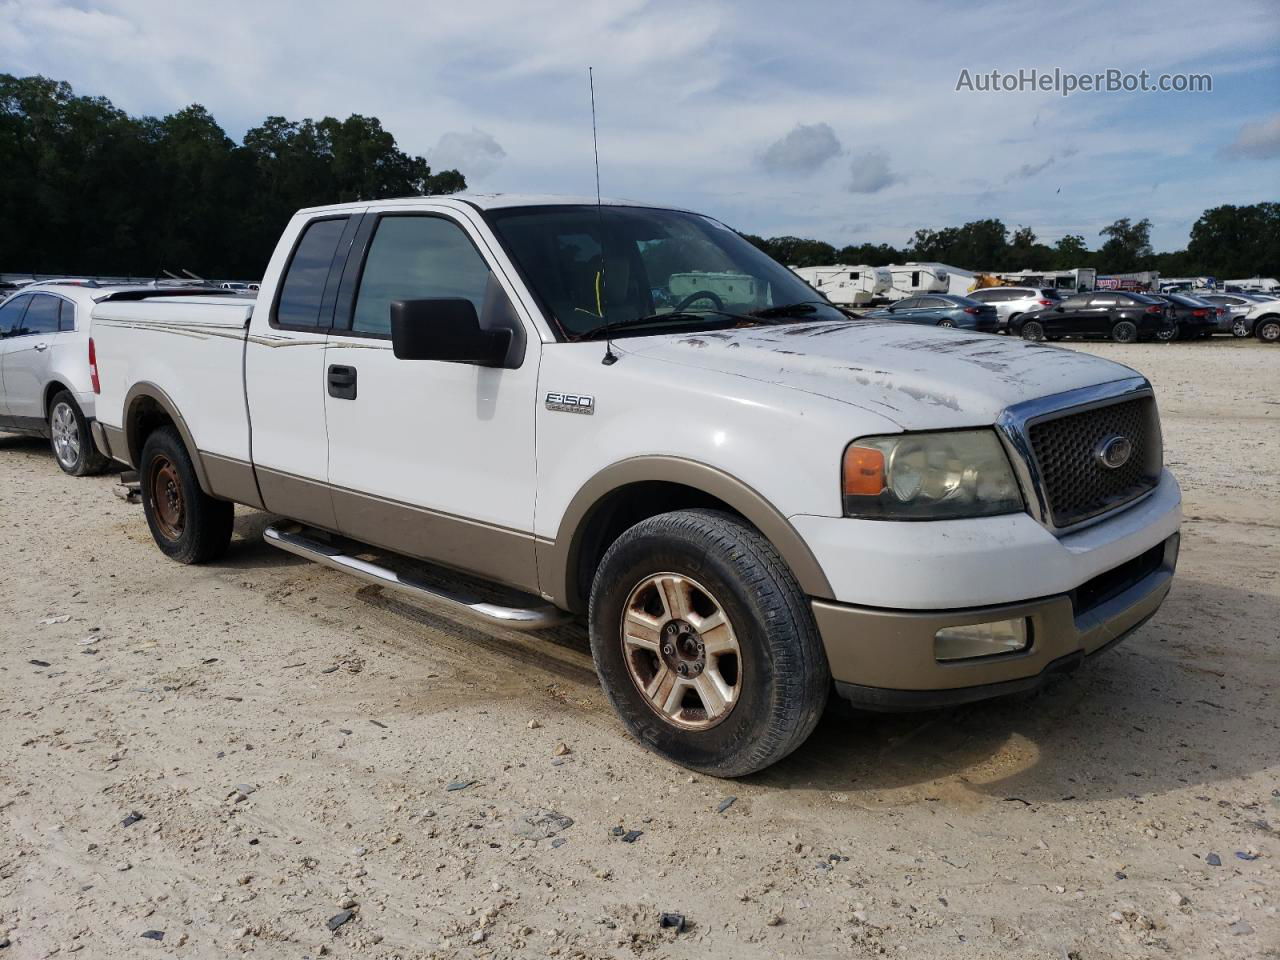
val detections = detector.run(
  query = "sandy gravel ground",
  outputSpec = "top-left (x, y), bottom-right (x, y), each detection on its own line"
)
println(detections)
top-left (1, 338), bottom-right (1277, 960)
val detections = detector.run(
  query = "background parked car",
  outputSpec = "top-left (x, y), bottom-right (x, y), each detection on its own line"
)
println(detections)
top-left (1012, 290), bottom-right (1176, 343)
top-left (860, 293), bottom-right (999, 331)
top-left (0, 282), bottom-right (221, 475)
top-left (1198, 292), bottom-right (1280, 337)
top-left (1240, 299), bottom-right (1280, 343)
top-left (965, 286), bottom-right (1062, 332)
top-left (1147, 293), bottom-right (1220, 339)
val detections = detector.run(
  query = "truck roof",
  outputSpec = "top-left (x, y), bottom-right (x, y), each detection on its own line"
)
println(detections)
top-left (296, 192), bottom-right (692, 216)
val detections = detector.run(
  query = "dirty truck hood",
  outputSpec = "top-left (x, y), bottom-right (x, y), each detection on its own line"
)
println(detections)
top-left (622, 320), bottom-right (1141, 429)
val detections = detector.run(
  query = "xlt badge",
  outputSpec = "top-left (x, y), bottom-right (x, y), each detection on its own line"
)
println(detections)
top-left (546, 392), bottom-right (595, 415)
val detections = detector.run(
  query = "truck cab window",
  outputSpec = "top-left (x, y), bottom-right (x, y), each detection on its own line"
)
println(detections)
top-left (275, 217), bottom-right (349, 328)
top-left (351, 216), bottom-right (491, 337)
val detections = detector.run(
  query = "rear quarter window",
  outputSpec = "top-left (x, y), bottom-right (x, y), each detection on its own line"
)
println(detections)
top-left (274, 217), bottom-right (350, 329)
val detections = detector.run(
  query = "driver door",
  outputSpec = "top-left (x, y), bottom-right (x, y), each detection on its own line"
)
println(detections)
top-left (322, 206), bottom-right (542, 593)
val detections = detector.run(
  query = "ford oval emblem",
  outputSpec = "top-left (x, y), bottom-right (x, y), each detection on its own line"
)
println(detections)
top-left (1095, 435), bottom-right (1133, 470)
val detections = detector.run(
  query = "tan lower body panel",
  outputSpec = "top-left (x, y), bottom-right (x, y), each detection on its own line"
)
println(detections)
top-left (330, 487), bottom-right (539, 595)
top-left (255, 467), bottom-right (339, 533)
top-left (813, 537), bottom-right (1177, 691)
top-left (202, 452), bottom-right (264, 509)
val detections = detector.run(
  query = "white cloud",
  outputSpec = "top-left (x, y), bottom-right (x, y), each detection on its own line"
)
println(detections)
top-left (1220, 114), bottom-right (1280, 159)
top-left (0, 0), bottom-right (1276, 251)
top-left (759, 123), bottom-right (841, 175)
top-left (431, 129), bottom-right (507, 180)
top-left (847, 149), bottom-right (897, 194)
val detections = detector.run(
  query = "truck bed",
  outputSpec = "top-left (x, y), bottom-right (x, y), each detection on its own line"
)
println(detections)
top-left (92, 296), bottom-right (256, 464)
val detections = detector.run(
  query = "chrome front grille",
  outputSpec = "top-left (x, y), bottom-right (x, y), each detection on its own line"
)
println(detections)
top-left (998, 378), bottom-right (1163, 532)
top-left (1029, 396), bottom-right (1160, 527)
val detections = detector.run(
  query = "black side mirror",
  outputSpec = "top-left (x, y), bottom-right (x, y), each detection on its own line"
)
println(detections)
top-left (390, 298), bottom-right (511, 366)
top-left (886, 305), bottom-right (896, 313)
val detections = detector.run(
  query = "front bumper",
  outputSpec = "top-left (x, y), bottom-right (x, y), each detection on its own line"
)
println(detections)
top-left (815, 533), bottom-right (1178, 710)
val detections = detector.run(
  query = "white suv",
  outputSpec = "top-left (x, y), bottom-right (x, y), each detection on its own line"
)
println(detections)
top-left (967, 286), bottom-right (1065, 332)
top-left (0, 282), bottom-right (211, 475)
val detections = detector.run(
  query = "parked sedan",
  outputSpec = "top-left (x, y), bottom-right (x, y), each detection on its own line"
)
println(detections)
top-left (1147, 293), bottom-right (1219, 339)
top-left (965, 286), bottom-right (1062, 332)
top-left (1012, 291), bottom-right (1176, 343)
top-left (1199, 292), bottom-right (1280, 337)
top-left (861, 293), bottom-right (999, 331)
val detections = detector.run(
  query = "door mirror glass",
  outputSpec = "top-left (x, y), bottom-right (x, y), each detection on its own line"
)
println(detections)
top-left (390, 298), bottom-right (511, 366)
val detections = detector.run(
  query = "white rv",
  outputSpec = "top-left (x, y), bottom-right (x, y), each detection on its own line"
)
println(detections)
top-left (885, 263), bottom-right (950, 301)
top-left (1226, 277), bottom-right (1279, 294)
top-left (791, 264), bottom-right (891, 306)
top-left (998, 268), bottom-right (1097, 293)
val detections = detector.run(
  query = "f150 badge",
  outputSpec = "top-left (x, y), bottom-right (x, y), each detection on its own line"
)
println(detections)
top-left (545, 392), bottom-right (595, 415)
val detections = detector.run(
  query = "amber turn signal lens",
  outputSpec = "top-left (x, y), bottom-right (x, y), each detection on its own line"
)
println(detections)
top-left (843, 445), bottom-right (885, 497)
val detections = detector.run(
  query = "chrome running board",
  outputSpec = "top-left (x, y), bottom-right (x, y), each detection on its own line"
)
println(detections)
top-left (263, 524), bottom-right (572, 631)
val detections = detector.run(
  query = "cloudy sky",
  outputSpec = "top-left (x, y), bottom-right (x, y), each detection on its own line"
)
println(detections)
top-left (3, 0), bottom-right (1277, 252)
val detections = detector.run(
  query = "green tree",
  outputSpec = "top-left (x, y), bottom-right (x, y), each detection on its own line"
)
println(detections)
top-left (1097, 217), bottom-right (1152, 273)
top-left (1186, 203), bottom-right (1280, 279)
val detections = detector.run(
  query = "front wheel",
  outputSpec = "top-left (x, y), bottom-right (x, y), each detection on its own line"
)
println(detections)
top-left (1155, 323), bottom-right (1177, 343)
top-left (937, 318), bottom-right (955, 328)
top-left (49, 391), bottom-right (109, 476)
top-left (1020, 320), bottom-right (1045, 341)
top-left (588, 509), bottom-right (829, 778)
top-left (1257, 318), bottom-right (1280, 343)
top-left (1111, 321), bottom-right (1138, 343)
top-left (139, 426), bottom-right (233, 564)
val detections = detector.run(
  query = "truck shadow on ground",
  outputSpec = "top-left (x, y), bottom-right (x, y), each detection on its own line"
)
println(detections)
top-left (0, 433), bottom-right (125, 476)
top-left (752, 577), bottom-right (1277, 804)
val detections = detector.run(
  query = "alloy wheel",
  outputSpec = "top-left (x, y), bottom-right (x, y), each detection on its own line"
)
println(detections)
top-left (619, 573), bottom-right (742, 730)
top-left (50, 401), bottom-right (80, 469)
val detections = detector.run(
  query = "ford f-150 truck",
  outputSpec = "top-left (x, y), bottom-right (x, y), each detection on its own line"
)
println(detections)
top-left (88, 194), bottom-right (1181, 776)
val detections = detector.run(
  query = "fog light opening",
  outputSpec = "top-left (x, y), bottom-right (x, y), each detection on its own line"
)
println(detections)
top-left (934, 618), bottom-right (1029, 662)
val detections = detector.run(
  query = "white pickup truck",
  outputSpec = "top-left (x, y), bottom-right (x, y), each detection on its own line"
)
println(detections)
top-left (88, 194), bottom-right (1181, 776)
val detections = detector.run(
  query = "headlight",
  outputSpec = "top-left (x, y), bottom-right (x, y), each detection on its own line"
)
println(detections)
top-left (842, 429), bottom-right (1023, 519)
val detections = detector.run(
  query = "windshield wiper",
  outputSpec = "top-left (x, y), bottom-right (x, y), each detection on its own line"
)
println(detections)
top-left (749, 300), bottom-right (840, 319)
top-left (575, 309), bottom-right (757, 342)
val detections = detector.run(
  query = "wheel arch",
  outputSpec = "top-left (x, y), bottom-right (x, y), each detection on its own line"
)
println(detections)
top-left (122, 382), bottom-right (213, 495)
top-left (42, 380), bottom-right (75, 419)
top-left (541, 457), bottom-right (835, 615)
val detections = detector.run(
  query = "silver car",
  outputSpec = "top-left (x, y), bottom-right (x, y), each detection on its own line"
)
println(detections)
top-left (0, 282), bottom-right (215, 475)
top-left (965, 286), bottom-right (1064, 332)
top-left (1196, 292), bottom-right (1278, 337)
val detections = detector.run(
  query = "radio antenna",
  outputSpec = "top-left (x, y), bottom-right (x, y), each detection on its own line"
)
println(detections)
top-left (590, 66), bottom-right (618, 366)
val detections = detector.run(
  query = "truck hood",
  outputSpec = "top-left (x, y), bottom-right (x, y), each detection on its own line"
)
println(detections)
top-left (620, 319), bottom-right (1141, 429)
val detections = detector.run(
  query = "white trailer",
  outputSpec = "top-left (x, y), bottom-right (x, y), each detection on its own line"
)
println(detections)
top-left (998, 268), bottom-right (1096, 293)
top-left (1226, 277), bottom-right (1279, 294)
top-left (791, 264), bottom-right (891, 306)
top-left (885, 263), bottom-right (950, 301)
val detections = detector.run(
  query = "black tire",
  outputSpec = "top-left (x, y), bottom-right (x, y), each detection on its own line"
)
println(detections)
top-left (1020, 320), bottom-right (1045, 341)
top-left (936, 318), bottom-right (955, 328)
top-left (1256, 318), bottom-right (1280, 343)
top-left (48, 390), bottom-right (109, 477)
top-left (588, 509), bottom-right (829, 778)
top-left (1111, 321), bottom-right (1138, 343)
top-left (1155, 323), bottom-right (1177, 343)
top-left (139, 425), bottom-right (233, 564)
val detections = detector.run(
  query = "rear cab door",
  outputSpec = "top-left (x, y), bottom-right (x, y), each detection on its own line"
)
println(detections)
top-left (245, 209), bottom-right (367, 526)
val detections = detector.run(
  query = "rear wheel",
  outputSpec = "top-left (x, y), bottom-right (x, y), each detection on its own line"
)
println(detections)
top-left (49, 391), bottom-right (109, 476)
top-left (588, 509), bottom-right (829, 777)
top-left (1232, 319), bottom-right (1250, 338)
top-left (1020, 320), bottom-right (1045, 341)
top-left (1256, 318), bottom-right (1280, 343)
top-left (139, 426), bottom-right (233, 564)
top-left (1155, 323), bottom-right (1177, 343)
top-left (1111, 321), bottom-right (1138, 343)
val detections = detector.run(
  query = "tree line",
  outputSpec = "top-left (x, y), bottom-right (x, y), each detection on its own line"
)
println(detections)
top-left (2, 73), bottom-right (1275, 282)
top-left (743, 203), bottom-right (1279, 280)
top-left (0, 74), bottom-right (465, 279)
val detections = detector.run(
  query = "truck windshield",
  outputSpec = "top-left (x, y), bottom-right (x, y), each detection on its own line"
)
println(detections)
top-left (485, 205), bottom-right (846, 340)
